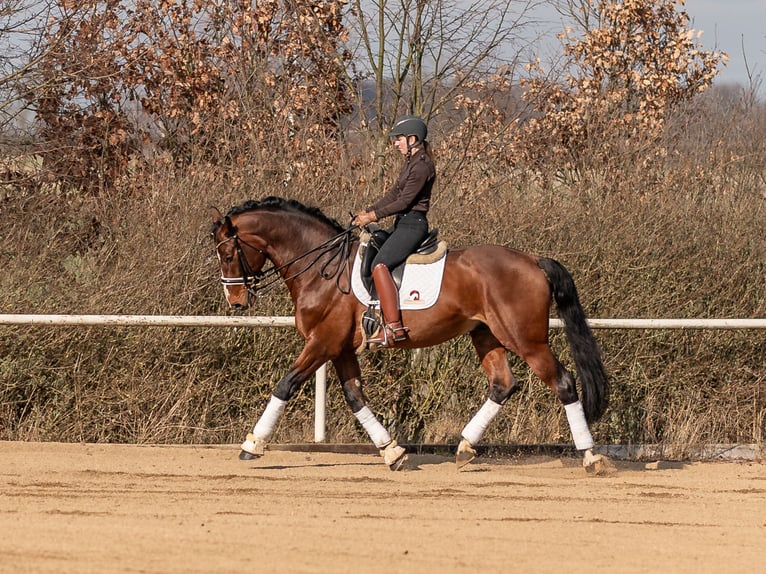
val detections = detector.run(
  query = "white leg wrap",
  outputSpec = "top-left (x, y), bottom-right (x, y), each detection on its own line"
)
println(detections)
top-left (461, 399), bottom-right (503, 446)
top-left (252, 396), bottom-right (287, 440)
top-left (354, 406), bottom-right (392, 449)
top-left (564, 400), bottom-right (594, 450)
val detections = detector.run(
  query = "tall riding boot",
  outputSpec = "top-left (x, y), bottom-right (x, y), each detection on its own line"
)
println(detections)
top-left (367, 263), bottom-right (408, 346)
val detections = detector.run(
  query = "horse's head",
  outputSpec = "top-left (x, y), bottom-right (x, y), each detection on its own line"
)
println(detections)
top-left (210, 207), bottom-right (268, 310)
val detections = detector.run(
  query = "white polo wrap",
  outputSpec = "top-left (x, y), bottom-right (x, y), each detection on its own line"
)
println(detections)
top-left (461, 399), bottom-right (503, 446)
top-left (354, 406), bottom-right (392, 449)
top-left (252, 396), bottom-right (287, 440)
top-left (564, 400), bottom-right (594, 450)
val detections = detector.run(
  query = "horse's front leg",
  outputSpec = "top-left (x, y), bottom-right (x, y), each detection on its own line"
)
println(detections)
top-left (239, 343), bottom-right (326, 460)
top-left (333, 349), bottom-right (407, 471)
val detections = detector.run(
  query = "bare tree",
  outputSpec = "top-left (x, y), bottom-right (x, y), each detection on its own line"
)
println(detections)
top-left (349, 0), bottom-right (541, 124)
top-left (347, 0), bottom-right (543, 188)
top-left (0, 1), bottom-right (57, 138)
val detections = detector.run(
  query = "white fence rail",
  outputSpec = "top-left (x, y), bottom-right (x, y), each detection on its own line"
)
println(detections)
top-left (2, 314), bottom-right (765, 329)
top-left (2, 314), bottom-right (764, 442)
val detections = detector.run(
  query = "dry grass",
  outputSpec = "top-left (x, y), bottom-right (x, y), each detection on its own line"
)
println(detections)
top-left (1, 89), bottom-right (764, 451)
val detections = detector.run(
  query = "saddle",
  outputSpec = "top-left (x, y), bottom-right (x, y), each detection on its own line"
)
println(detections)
top-left (359, 225), bottom-right (446, 298)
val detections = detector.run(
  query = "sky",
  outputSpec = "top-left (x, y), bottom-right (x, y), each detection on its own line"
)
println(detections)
top-left (529, 0), bottom-right (766, 92)
top-left (683, 0), bottom-right (766, 90)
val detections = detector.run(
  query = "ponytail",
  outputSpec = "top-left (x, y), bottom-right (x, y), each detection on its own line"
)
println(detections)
top-left (423, 140), bottom-right (434, 162)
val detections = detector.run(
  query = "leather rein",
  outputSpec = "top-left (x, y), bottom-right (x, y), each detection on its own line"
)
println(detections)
top-left (216, 225), bottom-right (357, 300)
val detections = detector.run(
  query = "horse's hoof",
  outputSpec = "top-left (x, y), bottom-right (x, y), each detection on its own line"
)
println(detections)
top-left (456, 450), bottom-right (476, 469)
top-left (239, 450), bottom-right (260, 460)
top-left (389, 452), bottom-right (408, 471)
top-left (456, 438), bottom-right (477, 470)
top-left (240, 433), bottom-right (266, 460)
top-left (583, 450), bottom-right (616, 476)
top-left (381, 441), bottom-right (407, 471)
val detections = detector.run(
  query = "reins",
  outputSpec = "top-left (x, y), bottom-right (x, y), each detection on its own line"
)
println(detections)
top-left (220, 225), bottom-right (358, 299)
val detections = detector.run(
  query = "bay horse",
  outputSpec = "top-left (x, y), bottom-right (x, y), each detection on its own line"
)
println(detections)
top-left (210, 196), bottom-right (609, 472)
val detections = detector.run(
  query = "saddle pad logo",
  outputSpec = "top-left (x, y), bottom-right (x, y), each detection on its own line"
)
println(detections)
top-left (351, 254), bottom-right (446, 310)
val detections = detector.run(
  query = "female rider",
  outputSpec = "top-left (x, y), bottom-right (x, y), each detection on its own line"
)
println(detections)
top-left (353, 115), bottom-right (436, 346)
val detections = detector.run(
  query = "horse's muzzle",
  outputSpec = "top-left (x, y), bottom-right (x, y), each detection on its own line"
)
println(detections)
top-left (221, 283), bottom-right (250, 310)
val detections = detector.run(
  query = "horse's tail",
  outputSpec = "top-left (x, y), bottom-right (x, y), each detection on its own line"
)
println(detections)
top-left (538, 257), bottom-right (609, 423)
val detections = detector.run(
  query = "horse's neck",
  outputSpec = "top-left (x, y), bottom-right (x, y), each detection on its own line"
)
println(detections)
top-left (257, 216), bottom-right (335, 282)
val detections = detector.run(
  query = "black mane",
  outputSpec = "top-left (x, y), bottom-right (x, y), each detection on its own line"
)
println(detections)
top-left (226, 196), bottom-right (345, 233)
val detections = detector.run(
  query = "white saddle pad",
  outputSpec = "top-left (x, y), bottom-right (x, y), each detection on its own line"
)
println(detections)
top-left (351, 252), bottom-right (447, 310)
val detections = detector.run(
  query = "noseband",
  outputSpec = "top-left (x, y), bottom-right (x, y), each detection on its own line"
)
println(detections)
top-left (216, 235), bottom-right (267, 299)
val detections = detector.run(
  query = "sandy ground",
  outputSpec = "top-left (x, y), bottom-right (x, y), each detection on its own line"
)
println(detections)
top-left (0, 441), bottom-right (764, 574)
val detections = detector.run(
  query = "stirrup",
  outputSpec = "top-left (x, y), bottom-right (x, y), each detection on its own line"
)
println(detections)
top-left (367, 323), bottom-right (408, 347)
top-left (390, 325), bottom-right (408, 342)
top-left (366, 325), bottom-right (391, 347)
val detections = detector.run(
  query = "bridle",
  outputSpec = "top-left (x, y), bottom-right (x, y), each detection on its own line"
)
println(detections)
top-left (215, 225), bottom-right (357, 302)
top-left (215, 234), bottom-right (267, 296)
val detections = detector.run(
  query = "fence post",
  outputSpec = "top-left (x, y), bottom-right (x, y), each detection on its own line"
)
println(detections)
top-left (314, 364), bottom-right (327, 442)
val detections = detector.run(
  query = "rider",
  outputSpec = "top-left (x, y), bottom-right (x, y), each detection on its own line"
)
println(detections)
top-left (353, 115), bottom-right (436, 346)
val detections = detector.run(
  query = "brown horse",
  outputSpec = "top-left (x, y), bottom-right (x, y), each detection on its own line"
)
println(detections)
top-left (211, 196), bottom-right (609, 472)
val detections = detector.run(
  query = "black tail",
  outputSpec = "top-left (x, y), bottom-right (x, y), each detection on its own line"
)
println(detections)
top-left (538, 257), bottom-right (609, 423)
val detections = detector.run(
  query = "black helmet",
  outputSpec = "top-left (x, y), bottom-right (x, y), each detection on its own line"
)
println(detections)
top-left (389, 115), bottom-right (428, 144)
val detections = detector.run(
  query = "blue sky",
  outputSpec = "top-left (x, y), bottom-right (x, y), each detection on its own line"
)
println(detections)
top-left (528, 1), bottom-right (766, 91)
top-left (684, 0), bottom-right (766, 89)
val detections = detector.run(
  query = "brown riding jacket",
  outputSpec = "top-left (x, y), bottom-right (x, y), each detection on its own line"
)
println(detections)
top-left (368, 150), bottom-right (435, 219)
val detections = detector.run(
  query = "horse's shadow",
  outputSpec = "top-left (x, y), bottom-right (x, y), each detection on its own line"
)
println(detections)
top-left (248, 456), bottom-right (688, 475)
top-left (251, 461), bottom-right (383, 472)
top-left (402, 453), bottom-right (456, 471)
top-left (250, 454), bottom-right (455, 473)
top-left (404, 454), bottom-right (690, 473)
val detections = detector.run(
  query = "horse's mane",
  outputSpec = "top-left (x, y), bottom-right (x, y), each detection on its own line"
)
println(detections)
top-left (226, 196), bottom-right (345, 233)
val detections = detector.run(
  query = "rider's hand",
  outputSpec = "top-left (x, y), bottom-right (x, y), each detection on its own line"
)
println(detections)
top-left (353, 210), bottom-right (377, 227)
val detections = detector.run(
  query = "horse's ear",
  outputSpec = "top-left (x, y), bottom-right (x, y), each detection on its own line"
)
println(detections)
top-left (223, 216), bottom-right (235, 235)
top-left (209, 206), bottom-right (223, 224)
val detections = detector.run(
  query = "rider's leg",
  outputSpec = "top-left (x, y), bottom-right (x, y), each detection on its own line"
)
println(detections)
top-left (367, 263), bottom-right (407, 345)
top-left (367, 212), bottom-right (427, 346)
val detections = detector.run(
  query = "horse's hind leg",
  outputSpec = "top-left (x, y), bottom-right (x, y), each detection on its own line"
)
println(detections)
top-left (522, 344), bottom-right (591, 445)
top-left (457, 326), bottom-right (520, 468)
top-left (522, 343), bottom-right (610, 473)
top-left (333, 348), bottom-right (407, 471)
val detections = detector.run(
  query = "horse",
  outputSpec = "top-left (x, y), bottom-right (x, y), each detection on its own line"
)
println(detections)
top-left (210, 196), bottom-right (610, 473)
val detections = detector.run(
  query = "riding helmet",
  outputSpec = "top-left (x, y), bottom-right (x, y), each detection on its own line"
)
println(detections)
top-left (389, 115), bottom-right (428, 144)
